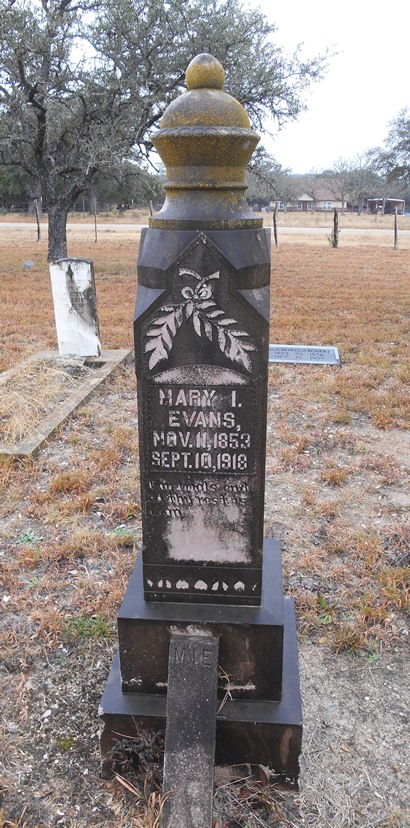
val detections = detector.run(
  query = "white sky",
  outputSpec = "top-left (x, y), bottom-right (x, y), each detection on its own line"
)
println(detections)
top-left (249, 0), bottom-right (409, 173)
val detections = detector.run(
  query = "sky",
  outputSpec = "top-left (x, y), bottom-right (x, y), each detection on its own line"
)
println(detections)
top-left (248, 0), bottom-right (409, 174)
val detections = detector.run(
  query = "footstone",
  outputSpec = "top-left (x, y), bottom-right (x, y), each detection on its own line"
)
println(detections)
top-left (162, 635), bottom-right (219, 828)
top-left (49, 258), bottom-right (101, 357)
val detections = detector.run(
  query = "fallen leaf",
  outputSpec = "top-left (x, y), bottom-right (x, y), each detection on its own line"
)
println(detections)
top-left (214, 766), bottom-right (247, 785)
top-left (259, 764), bottom-right (270, 786)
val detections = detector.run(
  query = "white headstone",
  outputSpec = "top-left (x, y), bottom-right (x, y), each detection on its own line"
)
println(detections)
top-left (49, 258), bottom-right (101, 357)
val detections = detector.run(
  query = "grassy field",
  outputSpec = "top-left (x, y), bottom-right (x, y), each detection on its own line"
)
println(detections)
top-left (1, 213), bottom-right (409, 429)
top-left (0, 216), bottom-right (409, 827)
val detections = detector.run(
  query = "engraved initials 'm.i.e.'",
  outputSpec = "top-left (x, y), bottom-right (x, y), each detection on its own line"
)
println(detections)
top-left (173, 644), bottom-right (215, 667)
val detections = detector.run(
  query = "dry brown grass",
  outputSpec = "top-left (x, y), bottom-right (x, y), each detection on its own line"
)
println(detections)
top-left (1, 227), bottom-right (408, 641)
top-left (0, 359), bottom-right (96, 444)
top-left (0, 219), bottom-right (409, 827)
top-left (0, 231), bottom-right (137, 372)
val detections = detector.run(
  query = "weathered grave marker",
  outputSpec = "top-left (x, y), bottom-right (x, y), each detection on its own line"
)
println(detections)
top-left (137, 231), bottom-right (268, 605)
top-left (99, 53), bottom-right (302, 825)
top-left (162, 635), bottom-right (219, 827)
top-left (49, 258), bottom-right (101, 356)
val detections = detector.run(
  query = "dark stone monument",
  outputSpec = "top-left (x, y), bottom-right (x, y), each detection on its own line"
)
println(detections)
top-left (137, 228), bottom-right (269, 606)
top-left (99, 53), bottom-right (302, 825)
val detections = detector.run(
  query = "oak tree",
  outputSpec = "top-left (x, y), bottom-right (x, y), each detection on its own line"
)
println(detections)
top-left (0, 0), bottom-right (328, 260)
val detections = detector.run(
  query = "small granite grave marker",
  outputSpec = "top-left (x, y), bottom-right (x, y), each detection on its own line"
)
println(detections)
top-left (269, 343), bottom-right (340, 365)
top-left (49, 258), bottom-right (101, 357)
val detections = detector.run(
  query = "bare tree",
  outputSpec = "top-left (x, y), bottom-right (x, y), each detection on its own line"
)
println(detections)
top-left (367, 108), bottom-right (410, 189)
top-left (345, 155), bottom-right (384, 213)
top-left (299, 172), bottom-right (324, 206)
top-left (322, 158), bottom-right (355, 213)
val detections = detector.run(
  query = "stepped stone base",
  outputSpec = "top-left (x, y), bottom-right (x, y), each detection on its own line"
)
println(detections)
top-left (99, 543), bottom-right (302, 779)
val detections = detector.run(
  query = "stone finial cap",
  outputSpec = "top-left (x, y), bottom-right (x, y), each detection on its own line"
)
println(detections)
top-left (159, 53), bottom-right (251, 131)
top-left (150, 53), bottom-right (261, 229)
top-left (185, 53), bottom-right (225, 90)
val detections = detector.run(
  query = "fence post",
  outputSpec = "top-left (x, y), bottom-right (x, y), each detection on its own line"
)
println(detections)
top-left (93, 195), bottom-right (98, 243)
top-left (273, 204), bottom-right (278, 248)
top-left (394, 207), bottom-right (399, 250)
top-left (34, 198), bottom-right (41, 242)
top-left (333, 207), bottom-right (339, 248)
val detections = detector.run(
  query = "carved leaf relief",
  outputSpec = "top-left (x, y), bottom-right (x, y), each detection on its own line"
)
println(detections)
top-left (144, 305), bottom-right (184, 370)
top-left (143, 268), bottom-right (257, 372)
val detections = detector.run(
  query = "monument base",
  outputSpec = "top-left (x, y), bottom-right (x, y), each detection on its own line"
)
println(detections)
top-left (118, 539), bottom-right (285, 700)
top-left (99, 586), bottom-right (302, 779)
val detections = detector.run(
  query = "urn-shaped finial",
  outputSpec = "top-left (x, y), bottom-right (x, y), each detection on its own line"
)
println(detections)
top-left (150, 53), bottom-right (261, 229)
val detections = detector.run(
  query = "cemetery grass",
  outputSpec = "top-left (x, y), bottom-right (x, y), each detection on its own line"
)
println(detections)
top-left (0, 228), bottom-right (409, 827)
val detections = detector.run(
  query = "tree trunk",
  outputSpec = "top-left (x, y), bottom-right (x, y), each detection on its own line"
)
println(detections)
top-left (47, 202), bottom-right (70, 261)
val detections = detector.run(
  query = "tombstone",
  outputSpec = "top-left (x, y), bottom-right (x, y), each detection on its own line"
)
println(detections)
top-left (49, 258), bottom-right (101, 356)
top-left (99, 54), bottom-right (302, 826)
top-left (137, 229), bottom-right (268, 605)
